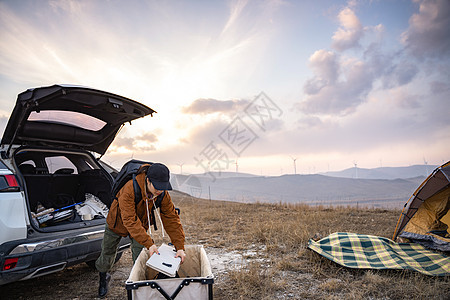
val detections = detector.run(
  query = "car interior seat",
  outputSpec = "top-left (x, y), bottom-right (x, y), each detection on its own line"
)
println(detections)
top-left (19, 163), bottom-right (36, 174)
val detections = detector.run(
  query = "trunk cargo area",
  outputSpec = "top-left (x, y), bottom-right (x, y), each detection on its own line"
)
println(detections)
top-left (15, 148), bottom-right (112, 229)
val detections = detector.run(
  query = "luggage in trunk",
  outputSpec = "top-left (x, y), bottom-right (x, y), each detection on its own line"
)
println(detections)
top-left (126, 245), bottom-right (214, 300)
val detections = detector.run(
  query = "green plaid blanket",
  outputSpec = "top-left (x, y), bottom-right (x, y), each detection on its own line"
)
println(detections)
top-left (308, 232), bottom-right (450, 276)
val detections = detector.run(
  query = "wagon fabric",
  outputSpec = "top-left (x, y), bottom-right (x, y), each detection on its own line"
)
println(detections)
top-left (126, 244), bottom-right (214, 300)
top-left (308, 232), bottom-right (450, 276)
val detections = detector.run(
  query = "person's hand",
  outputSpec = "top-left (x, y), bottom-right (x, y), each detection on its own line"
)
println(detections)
top-left (149, 244), bottom-right (159, 257)
top-left (175, 249), bottom-right (186, 263)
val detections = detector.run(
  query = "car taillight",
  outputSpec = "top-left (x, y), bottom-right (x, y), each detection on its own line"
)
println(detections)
top-left (3, 258), bottom-right (18, 270)
top-left (5, 175), bottom-right (18, 187)
top-left (0, 174), bottom-right (20, 192)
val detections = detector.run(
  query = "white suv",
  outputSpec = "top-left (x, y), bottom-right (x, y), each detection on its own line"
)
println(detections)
top-left (0, 85), bottom-right (155, 285)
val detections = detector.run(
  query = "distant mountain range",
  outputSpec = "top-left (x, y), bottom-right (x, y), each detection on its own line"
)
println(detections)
top-left (320, 164), bottom-right (438, 179)
top-left (170, 164), bottom-right (442, 209)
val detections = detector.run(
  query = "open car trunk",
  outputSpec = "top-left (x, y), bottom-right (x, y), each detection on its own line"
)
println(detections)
top-left (1, 84), bottom-right (155, 157)
top-left (15, 147), bottom-right (114, 231)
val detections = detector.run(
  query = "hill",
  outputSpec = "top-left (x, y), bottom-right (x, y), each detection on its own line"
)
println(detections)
top-left (321, 164), bottom-right (438, 179)
top-left (171, 173), bottom-right (424, 208)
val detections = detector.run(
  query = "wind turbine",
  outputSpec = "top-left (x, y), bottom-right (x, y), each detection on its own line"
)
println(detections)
top-left (177, 163), bottom-right (185, 175)
top-left (353, 161), bottom-right (358, 179)
top-left (290, 156), bottom-right (297, 175)
top-left (423, 157), bottom-right (429, 175)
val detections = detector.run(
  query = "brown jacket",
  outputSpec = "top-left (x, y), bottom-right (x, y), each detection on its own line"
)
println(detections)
top-left (106, 172), bottom-right (185, 250)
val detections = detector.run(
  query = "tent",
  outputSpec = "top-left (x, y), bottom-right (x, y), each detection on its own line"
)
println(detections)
top-left (393, 161), bottom-right (450, 252)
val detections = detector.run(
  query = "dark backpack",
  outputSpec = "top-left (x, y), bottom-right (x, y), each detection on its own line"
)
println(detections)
top-left (110, 159), bottom-right (164, 230)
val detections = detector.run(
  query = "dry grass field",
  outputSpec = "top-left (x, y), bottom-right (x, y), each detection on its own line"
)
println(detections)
top-left (2, 191), bottom-right (449, 299)
top-left (173, 192), bottom-right (449, 300)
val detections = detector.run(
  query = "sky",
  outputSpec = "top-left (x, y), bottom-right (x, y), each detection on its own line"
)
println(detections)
top-left (0, 0), bottom-right (449, 176)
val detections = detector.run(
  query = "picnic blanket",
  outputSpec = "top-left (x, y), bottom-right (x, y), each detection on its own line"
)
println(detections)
top-left (308, 232), bottom-right (450, 276)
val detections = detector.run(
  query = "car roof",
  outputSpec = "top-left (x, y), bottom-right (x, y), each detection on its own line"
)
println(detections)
top-left (1, 84), bottom-right (155, 155)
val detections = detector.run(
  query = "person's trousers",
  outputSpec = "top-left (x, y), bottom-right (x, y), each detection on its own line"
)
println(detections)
top-left (95, 224), bottom-right (145, 273)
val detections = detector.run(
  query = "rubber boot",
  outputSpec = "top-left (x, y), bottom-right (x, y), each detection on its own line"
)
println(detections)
top-left (98, 272), bottom-right (111, 298)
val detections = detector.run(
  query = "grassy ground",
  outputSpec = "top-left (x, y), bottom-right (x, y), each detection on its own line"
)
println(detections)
top-left (172, 192), bottom-right (450, 300)
top-left (2, 191), bottom-right (449, 299)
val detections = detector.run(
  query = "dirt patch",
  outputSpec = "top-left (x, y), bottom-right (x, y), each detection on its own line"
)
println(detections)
top-left (1, 248), bottom-right (134, 299)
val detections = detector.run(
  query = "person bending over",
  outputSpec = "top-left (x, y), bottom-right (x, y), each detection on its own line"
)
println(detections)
top-left (95, 163), bottom-right (185, 298)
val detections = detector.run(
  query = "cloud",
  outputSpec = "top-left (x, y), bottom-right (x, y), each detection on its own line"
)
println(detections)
top-left (182, 98), bottom-right (250, 115)
top-left (387, 88), bottom-right (421, 110)
top-left (331, 7), bottom-right (364, 51)
top-left (401, 0), bottom-right (450, 58)
top-left (300, 55), bottom-right (375, 115)
top-left (184, 118), bottom-right (232, 145)
top-left (0, 1), bottom-right (131, 88)
top-left (299, 5), bottom-right (381, 115)
top-left (269, 87), bottom-right (449, 161)
top-left (299, 2), bottom-right (430, 116)
top-left (221, 0), bottom-right (250, 36)
top-left (303, 49), bottom-right (339, 95)
top-left (48, 0), bottom-right (87, 14)
top-left (379, 59), bottom-right (419, 88)
top-left (296, 115), bottom-right (328, 130)
top-left (429, 80), bottom-right (450, 94)
top-left (110, 132), bottom-right (158, 152)
top-left (113, 137), bottom-right (135, 148)
top-left (300, 46), bottom-right (420, 116)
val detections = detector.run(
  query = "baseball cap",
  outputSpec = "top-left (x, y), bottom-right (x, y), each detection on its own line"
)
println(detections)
top-left (146, 163), bottom-right (172, 191)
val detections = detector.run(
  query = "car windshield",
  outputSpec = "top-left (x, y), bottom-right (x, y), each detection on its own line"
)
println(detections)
top-left (28, 110), bottom-right (106, 131)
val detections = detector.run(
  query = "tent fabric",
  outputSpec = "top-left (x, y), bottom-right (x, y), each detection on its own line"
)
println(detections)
top-left (394, 161), bottom-right (450, 241)
top-left (399, 232), bottom-right (450, 252)
top-left (399, 187), bottom-right (450, 251)
top-left (308, 232), bottom-right (450, 276)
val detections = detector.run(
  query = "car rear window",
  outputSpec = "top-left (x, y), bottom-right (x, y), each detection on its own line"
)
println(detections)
top-left (45, 156), bottom-right (78, 174)
top-left (28, 110), bottom-right (106, 131)
top-left (0, 161), bottom-right (7, 169)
